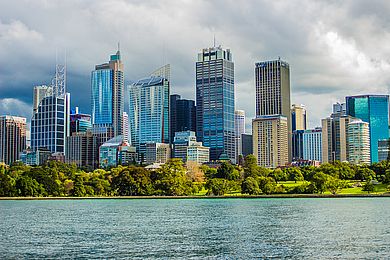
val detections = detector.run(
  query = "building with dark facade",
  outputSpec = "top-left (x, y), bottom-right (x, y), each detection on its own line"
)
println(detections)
top-left (170, 94), bottom-right (196, 143)
top-left (196, 45), bottom-right (236, 163)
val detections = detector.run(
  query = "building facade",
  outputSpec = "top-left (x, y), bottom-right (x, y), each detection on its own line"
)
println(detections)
top-left (91, 49), bottom-right (124, 137)
top-left (128, 76), bottom-right (170, 157)
top-left (31, 64), bottom-right (70, 156)
top-left (0, 116), bottom-right (27, 165)
top-left (173, 131), bottom-right (209, 164)
top-left (291, 104), bottom-right (307, 131)
top-left (234, 110), bottom-right (245, 159)
top-left (241, 133), bottom-right (253, 157)
top-left (196, 46), bottom-right (235, 163)
top-left (66, 131), bottom-right (98, 169)
top-left (145, 142), bottom-right (171, 165)
top-left (170, 94), bottom-right (196, 143)
top-left (347, 119), bottom-right (370, 165)
top-left (33, 85), bottom-right (52, 113)
top-left (255, 58), bottom-right (291, 161)
top-left (253, 115), bottom-right (288, 168)
top-left (302, 128), bottom-right (322, 162)
top-left (70, 107), bottom-right (92, 134)
top-left (346, 95), bottom-right (389, 163)
top-left (122, 112), bottom-right (129, 143)
top-left (378, 139), bottom-right (390, 162)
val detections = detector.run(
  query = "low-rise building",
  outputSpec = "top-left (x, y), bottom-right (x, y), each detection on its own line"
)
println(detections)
top-left (145, 142), bottom-right (170, 165)
top-left (173, 131), bottom-right (209, 164)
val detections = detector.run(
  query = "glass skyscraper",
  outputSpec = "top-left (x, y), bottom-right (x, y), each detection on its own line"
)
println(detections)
top-left (128, 76), bottom-right (170, 151)
top-left (31, 64), bottom-right (70, 155)
top-left (91, 49), bottom-right (124, 137)
top-left (196, 46), bottom-right (235, 163)
top-left (346, 95), bottom-right (389, 163)
top-left (170, 94), bottom-right (196, 143)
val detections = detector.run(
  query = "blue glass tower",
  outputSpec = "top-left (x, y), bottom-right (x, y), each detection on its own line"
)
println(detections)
top-left (91, 49), bottom-right (124, 137)
top-left (196, 46), bottom-right (235, 163)
top-left (346, 95), bottom-right (389, 163)
top-left (128, 76), bottom-right (170, 150)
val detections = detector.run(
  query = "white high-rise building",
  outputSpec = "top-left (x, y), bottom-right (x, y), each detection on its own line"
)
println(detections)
top-left (347, 119), bottom-right (370, 165)
top-left (234, 110), bottom-right (245, 159)
top-left (122, 112), bottom-right (129, 143)
top-left (302, 128), bottom-right (322, 161)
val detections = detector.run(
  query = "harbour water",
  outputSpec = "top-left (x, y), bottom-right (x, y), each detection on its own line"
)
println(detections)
top-left (0, 198), bottom-right (389, 259)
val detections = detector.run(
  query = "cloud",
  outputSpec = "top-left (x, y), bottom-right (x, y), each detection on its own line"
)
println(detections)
top-left (0, 0), bottom-right (389, 131)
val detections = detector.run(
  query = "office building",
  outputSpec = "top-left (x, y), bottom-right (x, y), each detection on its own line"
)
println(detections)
top-left (151, 64), bottom-right (171, 82)
top-left (66, 131), bottom-right (98, 169)
top-left (235, 110), bottom-right (245, 159)
top-left (241, 133), bottom-right (253, 157)
top-left (347, 119), bottom-right (370, 165)
top-left (128, 75), bottom-right (170, 157)
top-left (99, 135), bottom-right (136, 168)
top-left (70, 107), bottom-right (92, 134)
top-left (170, 94), bottom-right (196, 143)
top-left (20, 148), bottom-right (51, 166)
top-left (302, 127), bottom-right (322, 162)
top-left (0, 116), bottom-right (27, 165)
top-left (33, 85), bottom-right (52, 113)
top-left (145, 142), bottom-right (170, 165)
top-left (255, 58), bottom-right (291, 161)
top-left (91, 48), bottom-right (124, 137)
top-left (291, 104), bottom-right (307, 131)
top-left (31, 64), bottom-right (70, 155)
top-left (292, 130), bottom-right (304, 160)
top-left (253, 115), bottom-right (288, 168)
top-left (378, 139), bottom-right (390, 162)
top-left (173, 131), bottom-right (209, 164)
top-left (196, 45), bottom-right (235, 162)
top-left (122, 112), bottom-right (129, 143)
top-left (346, 95), bottom-right (389, 163)
top-left (322, 114), bottom-right (355, 163)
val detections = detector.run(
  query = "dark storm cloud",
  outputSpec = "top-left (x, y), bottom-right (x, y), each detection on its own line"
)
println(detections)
top-left (0, 0), bottom-right (389, 129)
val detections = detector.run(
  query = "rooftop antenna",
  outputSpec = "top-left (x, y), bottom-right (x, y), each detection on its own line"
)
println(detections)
top-left (213, 34), bottom-right (216, 47)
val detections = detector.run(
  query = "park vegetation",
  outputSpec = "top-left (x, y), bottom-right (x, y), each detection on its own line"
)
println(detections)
top-left (1, 156), bottom-right (390, 197)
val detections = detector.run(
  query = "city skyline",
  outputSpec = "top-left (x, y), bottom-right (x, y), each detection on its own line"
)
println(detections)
top-left (1, 1), bottom-right (390, 131)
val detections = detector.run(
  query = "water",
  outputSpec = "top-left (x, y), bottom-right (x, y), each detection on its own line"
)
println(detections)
top-left (0, 198), bottom-right (389, 259)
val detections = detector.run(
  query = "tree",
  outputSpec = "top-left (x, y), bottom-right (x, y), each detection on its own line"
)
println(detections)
top-left (286, 168), bottom-right (303, 183)
top-left (186, 161), bottom-right (205, 182)
top-left (112, 166), bottom-right (153, 196)
top-left (311, 172), bottom-right (329, 194)
top-left (362, 180), bottom-right (375, 193)
top-left (15, 175), bottom-right (43, 197)
top-left (216, 162), bottom-right (240, 180)
top-left (257, 177), bottom-right (276, 194)
top-left (0, 171), bottom-right (16, 196)
top-left (326, 176), bottom-right (343, 195)
top-left (241, 177), bottom-right (261, 195)
top-left (154, 159), bottom-right (193, 196)
top-left (355, 167), bottom-right (375, 181)
top-left (206, 178), bottom-right (228, 196)
top-left (271, 168), bottom-right (287, 183)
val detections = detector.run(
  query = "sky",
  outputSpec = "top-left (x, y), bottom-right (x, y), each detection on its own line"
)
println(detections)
top-left (0, 0), bottom-right (389, 131)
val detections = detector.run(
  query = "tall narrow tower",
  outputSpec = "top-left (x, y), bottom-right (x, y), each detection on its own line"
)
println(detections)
top-left (254, 59), bottom-right (291, 167)
top-left (91, 48), bottom-right (124, 137)
top-left (196, 45), bottom-right (236, 163)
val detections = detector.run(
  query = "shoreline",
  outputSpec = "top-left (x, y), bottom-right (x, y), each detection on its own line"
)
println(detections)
top-left (1, 193), bottom-right (390, 200)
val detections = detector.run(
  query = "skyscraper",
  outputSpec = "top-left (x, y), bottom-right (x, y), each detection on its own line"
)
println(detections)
top-left (347, 119), bottom-right (370, 165)
top-left (170, 94), bottom-right (196, 143)
top-left (128, 76), bottom-right (170, 155)
top-left (91, 48), bottom-right (124, 137)
top-left (122, 112), bottom-right (129, 143)
top-left (196, 45), bottom-right (235, 162)
top-left (291, 104), bottom-right (307, 131)
top-left (33, 85), bottom-right (52, 114)
top-left (346, 95), bottom-right (389, 163)
top-left (31, 64), bottom-right (70, 155)
top-left (302, 128), bottom-right (322, 162)
top-left (253, 115), bottom-right (288, 168)
top-left (234, 110), bottom-right (245, 159)
top-left (254, 58), bottom-right (291, 163)
top-left (0, 116), bottom-right (27, 165)
top-left (70, 107), bottom-right (92, 134)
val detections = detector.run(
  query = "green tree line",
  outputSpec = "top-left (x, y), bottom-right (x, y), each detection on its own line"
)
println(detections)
top-left (1, 156), bottom-right (390, 197)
